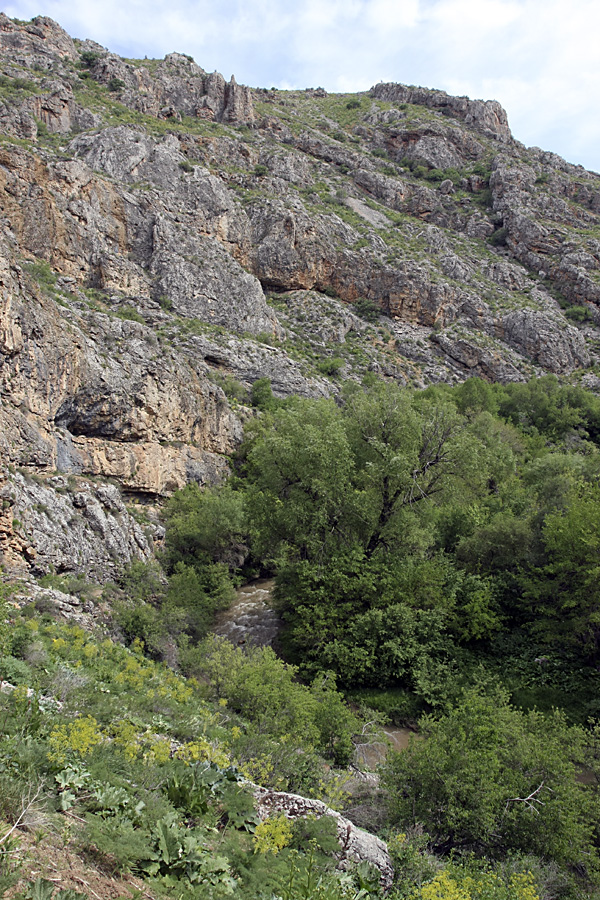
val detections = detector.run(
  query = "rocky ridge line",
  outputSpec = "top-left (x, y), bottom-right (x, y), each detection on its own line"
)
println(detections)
top-left (0, 15), bottom-right (600, 577)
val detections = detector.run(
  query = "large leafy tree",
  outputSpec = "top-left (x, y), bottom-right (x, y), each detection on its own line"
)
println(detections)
top-left (242, 383), bottom-right (495, 687)
top-left (383, 684), bottom-right (597, 869)
top-left (244, 398), bottom-right (358, 566)
top-left (524, 480), bottom-right (600, 657)
top-left (342, 384), bottom-right (468, 557)
top-left (245, 383), bottom-right (479, 568)
top-left (164, 482), bottom-right (247, 571)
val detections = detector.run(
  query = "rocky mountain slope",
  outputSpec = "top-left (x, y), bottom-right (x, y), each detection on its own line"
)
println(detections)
top-left (1, 14), bottom-right (600, 578)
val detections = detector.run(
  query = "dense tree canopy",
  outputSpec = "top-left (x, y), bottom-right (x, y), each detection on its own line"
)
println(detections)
top-left (159, 374), bottom-right (600, 705)
top-left (224, 376), bottom-right (600, 699)
top-left (383, 684), bottom-right (598, 871)
top-left (117, 373), bottom-right (600, 893)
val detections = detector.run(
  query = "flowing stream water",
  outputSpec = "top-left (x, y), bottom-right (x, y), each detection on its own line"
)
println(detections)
top-left (212, 578), bottom-right (279, 648)
top-left (354, 727), bottom-right (417, 769)
top-left (212, 579), bottom-right (416, 768)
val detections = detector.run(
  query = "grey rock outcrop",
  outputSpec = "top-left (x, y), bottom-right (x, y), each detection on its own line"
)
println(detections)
top-left (370, 83), bottom-right (512, 143)
top-left (84, 50), bottom-right (255, 125)
top-left (0, 471), bottom-right (153, 579)
top-left (252, 785), bottom-right (394, 890)
top-left (0, 13), bottom-right (599, 575)
top-left (500, 307), bottom-right (589, 372)
top-left (0, 14), bottom-right (77, 63)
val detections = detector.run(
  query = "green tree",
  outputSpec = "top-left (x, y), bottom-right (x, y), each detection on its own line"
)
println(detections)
top-left (524, 480), bottom-right (600, 657)
top-left (243, 383), bottom-right (496, 687)
top-left (245, 398), bottom-right (357, 566)
top-left (246, 384), bottom-right (479, 570)
top-left (164, 482), bottom-right (246, 580)
top-left (251, 377), bottom-right (278, 411)
top-left (163, 562), bottom-right (218, 641)
top-left (343, 384), bottom-right (475, 558)
top-left (119, 559), bottom-right (163, 601)
top-left (496, 375), bottom-right (600, 443)
top-left (310, 674), bottom-right (359, 765)
top-left (383, 684), bottom-right (596, 869)
top-left (453, 377), bottom-right (499, 417)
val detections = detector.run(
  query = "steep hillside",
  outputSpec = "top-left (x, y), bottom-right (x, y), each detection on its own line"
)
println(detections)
top-left (4, 16), bottom-right (600, 900)
top-left (0, 13), bottom-right (599, 571)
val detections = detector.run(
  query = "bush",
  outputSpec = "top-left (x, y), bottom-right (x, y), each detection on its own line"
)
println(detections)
top-left (0, 582), bottom-right (14, 658)
top-left (0, 656), bottom-right (34, 686)
top-left (477, 187), bottom-right (494, 208)
top-left (316, 357), bottom-right (344, 378)
top-left (164, 561), bottom-right (220, 640)
top-left (23, 259), bottom-right (57, 293)
top-left (115, 305), bottom-right (144, 323)
top-left (347, 687), bottom-right (424, 726)
top-left (564, 305), bottom-right (591, 324)
top-left (488, 227), bottom-right (508, 247)
top-left (83, 816), bottom-right (151, 874)
top-left (163, 482), bottom-right (247, 576)
top-left (113, 598), bottom-right (162, 651)
top-left (311, 675), bottom-right (359, 765)
top-left (211, 371), bottom-right (248, 402)
top-left (443, 167), bottom-right (463, 185)
top-left (0, 75), bottom-right (36, 93)
top-left (251, 377), bottom-right (277, 411)
top-left (79, 50), bottom-right (101, 68)
top-left (472, 161), bottom-right (491, 178)
top-left (383, 683), bottom-right (597, 868)
top-left (200, 636), bottom-right (360, 764)
top-left (425, 168), bottom-right (445, 182)
top-left (119, 559), bottom-right (163, 602)
top-left (387, 828), bottom-right (441, 895)
top-left (353, 297), bottom-right (381, 324)
top-left (346, 99), bottom-right (361, 109)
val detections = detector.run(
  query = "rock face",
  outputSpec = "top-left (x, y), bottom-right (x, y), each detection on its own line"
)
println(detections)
top-left (370, 83), bottom-right (512, 143)
top-left (1, 15), bottom-right (600, 575)
top-left (0, 471), bottom-right (154, 580)
top-left (252, 785), bottom-right (394, 889)
top-left (88, 52), bottom-right (255, 125)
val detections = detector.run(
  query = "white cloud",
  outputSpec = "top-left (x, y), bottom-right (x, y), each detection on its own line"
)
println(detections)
top-left (3, 0), bottom-right (600, 169)
top-left (364, 0), bottom-right (420, 31)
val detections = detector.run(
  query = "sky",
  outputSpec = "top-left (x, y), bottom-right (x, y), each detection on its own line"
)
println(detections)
top-left (4, 0), bottom-right (600, 173)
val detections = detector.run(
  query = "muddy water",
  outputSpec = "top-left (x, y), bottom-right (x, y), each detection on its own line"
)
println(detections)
top-left (212, 581), bottom-right (417, 769)
top-left (212, 578), bottom-right (279, 648)
top-left (354, 727), bottom-right (418, 770)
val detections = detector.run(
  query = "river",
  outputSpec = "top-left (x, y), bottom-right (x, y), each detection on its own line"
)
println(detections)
top-left (354, 727), bottom-right (418, 769)
top-left (212, 579), bottom-right (417, 769)
top-left (212, 578), bottom-right (279, 648)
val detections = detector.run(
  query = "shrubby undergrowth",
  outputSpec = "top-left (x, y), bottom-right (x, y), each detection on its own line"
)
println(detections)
top-left (4, 375), bottom-right (600, 897)
top-left (0, 612), bottom-right (373, 898)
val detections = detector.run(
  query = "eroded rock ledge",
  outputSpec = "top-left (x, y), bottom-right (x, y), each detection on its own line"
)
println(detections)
top-left (252, 784), bottom-right (394, 890)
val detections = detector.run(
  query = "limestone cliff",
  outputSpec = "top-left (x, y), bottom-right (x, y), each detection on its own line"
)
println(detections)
top-left (1, 14), bottom-right (599, 575)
